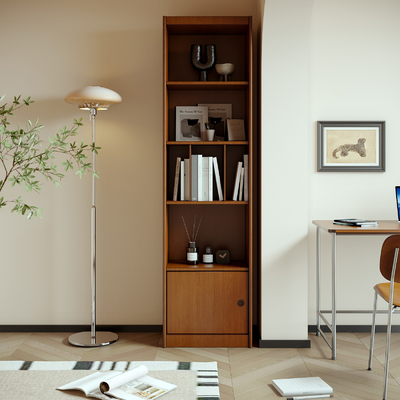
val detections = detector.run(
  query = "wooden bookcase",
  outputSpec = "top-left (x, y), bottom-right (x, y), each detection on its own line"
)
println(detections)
top-left (163, 16), bottom-right (253, 347)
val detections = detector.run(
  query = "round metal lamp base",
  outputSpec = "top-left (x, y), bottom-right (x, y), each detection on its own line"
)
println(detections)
top-left (68, 331), bottom-right (119, 347)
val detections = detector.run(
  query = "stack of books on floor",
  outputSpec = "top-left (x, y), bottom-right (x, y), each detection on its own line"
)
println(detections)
top-left (333, 218), bottom-right (378, 227)
top-left (272, 377), bottom-right (333, 399)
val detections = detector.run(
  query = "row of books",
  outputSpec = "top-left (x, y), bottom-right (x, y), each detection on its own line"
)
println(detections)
top-left (172, 154), bottom-right (248, 201)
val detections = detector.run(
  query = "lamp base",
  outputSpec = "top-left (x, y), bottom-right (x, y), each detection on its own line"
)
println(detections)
top-left (68, 331), bottom-right (119, 347)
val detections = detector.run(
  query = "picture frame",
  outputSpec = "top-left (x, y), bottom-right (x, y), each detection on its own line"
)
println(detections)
top-left (175, 106), bottom-right (208, 141)
top-left (197, 103), bottom-right (232, 141)
top-left (317, 121), bottom-right (385, 172)
top-left (227, 118), bottom-right (246, 141)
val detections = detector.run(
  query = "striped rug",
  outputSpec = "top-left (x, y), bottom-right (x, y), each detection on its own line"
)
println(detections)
top-left (0, 360), bottom-right (219, 400)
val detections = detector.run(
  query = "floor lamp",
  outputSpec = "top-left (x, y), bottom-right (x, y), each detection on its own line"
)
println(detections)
top-left (65, 86), bottom-right (122, 347)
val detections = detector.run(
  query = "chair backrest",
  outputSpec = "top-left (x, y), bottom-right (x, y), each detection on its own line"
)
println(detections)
top-left (380, 235), bottom-right (400, 282)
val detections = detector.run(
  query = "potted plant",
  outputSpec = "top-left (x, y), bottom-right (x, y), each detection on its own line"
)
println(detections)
top-left (0, 95), bottom-right (99, 218)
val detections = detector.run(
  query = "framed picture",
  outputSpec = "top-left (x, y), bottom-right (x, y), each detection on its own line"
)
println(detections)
top-left (175, 106), bottom-right (208, 141)
top-left (197, 103), bottom-right (232, 141)
top-left (317, 121), bottom-right (385, 172)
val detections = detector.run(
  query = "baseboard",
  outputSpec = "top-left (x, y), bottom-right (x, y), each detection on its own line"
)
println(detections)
top-left (259, 339), bottom-right (311, 348)
top-left (0, 325), bottom-right (163, 333)
top-left (308, 324), bottom-right (400, 333)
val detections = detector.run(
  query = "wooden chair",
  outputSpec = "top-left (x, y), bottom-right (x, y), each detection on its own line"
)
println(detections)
top-left (368, 234), bottom-right (400, 400)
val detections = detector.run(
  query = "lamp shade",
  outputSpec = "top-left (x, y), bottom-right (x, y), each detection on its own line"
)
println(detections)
top-left (65, 86), bottom-right (122, 110)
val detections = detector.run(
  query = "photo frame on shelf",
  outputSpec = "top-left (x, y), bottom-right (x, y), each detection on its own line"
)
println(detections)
top-left (175, 106), bottom-right (208, 141)
top-left (197, 103), bottom-right (232, 141)
top-left (227, 119), bottom-right (246, 141)
top-left (317, 121), bottom-right (385, 172)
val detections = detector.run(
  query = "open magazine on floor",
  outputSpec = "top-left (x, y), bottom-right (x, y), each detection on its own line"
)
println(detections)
top-left (57, 365), bottom-right (177, 399)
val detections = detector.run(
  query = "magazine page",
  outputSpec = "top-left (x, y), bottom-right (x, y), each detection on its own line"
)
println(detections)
top-left (107, 373), bottom-right (177, 400)
top-left (100, 365), bottom-right (149, 393)
top-left (57, 370), bottom-right (121, 398)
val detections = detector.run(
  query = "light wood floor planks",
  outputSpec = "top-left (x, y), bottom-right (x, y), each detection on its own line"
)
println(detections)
top-left (1, 331), bottom-right (400, 399)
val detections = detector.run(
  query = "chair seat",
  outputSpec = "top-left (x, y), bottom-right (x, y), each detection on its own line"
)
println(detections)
top-left (374, 282), bottom-right (400, 307)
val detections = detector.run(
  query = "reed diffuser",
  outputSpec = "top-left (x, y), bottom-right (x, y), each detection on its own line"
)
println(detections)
top-left (182, 214), bottom-right (203, 265)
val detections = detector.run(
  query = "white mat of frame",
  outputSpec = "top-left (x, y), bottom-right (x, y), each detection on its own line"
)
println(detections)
top-left (0, 360), bottom-right (220, 400)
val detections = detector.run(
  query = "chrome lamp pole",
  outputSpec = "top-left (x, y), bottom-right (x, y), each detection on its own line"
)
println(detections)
top-left (65, 86), bottom-right (122, 347)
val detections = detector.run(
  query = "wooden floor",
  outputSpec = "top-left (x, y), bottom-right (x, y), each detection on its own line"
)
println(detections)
top-left (1, 331), bottom-right (400, 399)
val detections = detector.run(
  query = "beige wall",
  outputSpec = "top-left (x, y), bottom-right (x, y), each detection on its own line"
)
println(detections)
top-left (1, 1), bottom-right (260, 325)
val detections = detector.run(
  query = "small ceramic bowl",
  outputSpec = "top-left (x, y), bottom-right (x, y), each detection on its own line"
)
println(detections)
top-left (215, 63), bottom-right (235, 80)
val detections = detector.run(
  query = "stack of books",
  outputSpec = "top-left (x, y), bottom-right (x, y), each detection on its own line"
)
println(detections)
top-left (333, 219), bottom-right (378, 227)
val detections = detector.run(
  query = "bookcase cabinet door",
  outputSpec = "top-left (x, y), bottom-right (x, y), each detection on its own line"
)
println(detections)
top-left (167, 271), bottom-right (248, 334)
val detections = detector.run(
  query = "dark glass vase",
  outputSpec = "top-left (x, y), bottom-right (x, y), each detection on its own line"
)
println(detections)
top-left (190, 44), bottom-right (216, 81)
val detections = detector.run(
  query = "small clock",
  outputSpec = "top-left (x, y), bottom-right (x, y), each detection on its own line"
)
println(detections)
top-left (216, 249), bottom-right (230, 265)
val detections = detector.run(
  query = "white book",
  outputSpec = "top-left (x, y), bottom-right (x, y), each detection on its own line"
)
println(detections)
top-left (180, 160), bottom-right (184, 201)
top-left (183, 159), bottom-right (190, 200)
top-left (208, 156), bottom-right (213, 201)
top-left (172, 157), bottom-right (181, 201)
top-left (238, 167), bottom-right (244, 201)
top-left (191, 155), bottom-right (198, 201)
top-left (213, 157), bottom-right (223, 201)
top-left (272, 377), bottom-right (333, 397)
top-left (197, 155), bottom-right (203, 201)
top-left (243, 154), bottom-right (249, 201)
top-left (232, 161), bottom-right (243, 201)
top-left (201, 157), bottom-right (213, 201)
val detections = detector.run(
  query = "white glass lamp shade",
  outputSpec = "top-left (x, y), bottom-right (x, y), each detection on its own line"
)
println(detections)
top-left (65, 86), bottom-right (122, 110)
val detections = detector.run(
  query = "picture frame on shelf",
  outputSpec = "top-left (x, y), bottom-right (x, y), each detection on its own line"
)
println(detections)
top-left (317, 121), bottom-right (385, 172)
top-left (175, 106), bottom-right (208, 141)
top-left (227, 119), bottom-right (246, 141)
top-left (197, 103), bottom-right (232, 141)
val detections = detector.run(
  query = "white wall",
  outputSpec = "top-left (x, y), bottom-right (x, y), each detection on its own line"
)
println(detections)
top-left (260, 0), bottom-right (400, 341)
top-left (308, 0), bottom-right (400, 327)
top-left (1, 0), bottom-right (260, 325)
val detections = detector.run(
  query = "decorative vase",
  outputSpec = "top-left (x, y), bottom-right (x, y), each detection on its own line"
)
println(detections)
top-left (191, 44), bottom-right (216, 81)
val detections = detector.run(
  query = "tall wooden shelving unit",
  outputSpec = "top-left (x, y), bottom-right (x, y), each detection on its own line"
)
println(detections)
top-left (163, 16), bottom-right (253, 347)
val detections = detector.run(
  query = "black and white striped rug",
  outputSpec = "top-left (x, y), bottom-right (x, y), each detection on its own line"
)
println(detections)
top-left (0, 360), bottom-right (220, 400)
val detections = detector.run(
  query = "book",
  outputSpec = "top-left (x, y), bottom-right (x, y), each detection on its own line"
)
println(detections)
top-left (172, 157), bottom-right (181, 201)
top-left (238, 166), bottom-right (244, 201)
top-left (227, 118), bottom-right (246, 141)
top-left (57, 365), bottom-right (176, 399)
top-left (191, 155), bottom-right (202, 201)
top-left (197, 103), bottom-right (232, 141)
top-left (232, 161), bottom-right (243, 201)
top-left (183, 159), bottom-right (190, 200)
top-left (213, 157), bottom-right (223, 201)
top-left (243, 154), bottom-right (249, 201)
top-left (333, 219), bottom-right (378, 226)
top-left (180, 160), bottom-right (184, 201)
top-left (175, 106), bottom-right (208, 141)
top-left (272, 377), bottom-right (333, 397)
top-left (202, 156), bottom-right (213, 201)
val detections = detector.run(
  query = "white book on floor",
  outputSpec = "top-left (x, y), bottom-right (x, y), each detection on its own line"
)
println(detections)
top-left (272, 377), bottom-right (333, 397)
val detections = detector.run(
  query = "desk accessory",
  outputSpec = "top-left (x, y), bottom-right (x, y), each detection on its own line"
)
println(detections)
top-left (216, 249), bottom-right (230, 265)
top-left (65, 86), bottom-right (122, 347)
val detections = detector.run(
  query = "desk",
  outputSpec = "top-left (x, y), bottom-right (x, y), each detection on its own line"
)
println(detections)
top-left (313, 220), bottom-right (400, 360)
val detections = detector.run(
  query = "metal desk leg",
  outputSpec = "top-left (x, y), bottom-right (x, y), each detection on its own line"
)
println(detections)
top-left (316, 227), bottom-right (321, 336)
top-left (332, 232), bottom-right (337, 360)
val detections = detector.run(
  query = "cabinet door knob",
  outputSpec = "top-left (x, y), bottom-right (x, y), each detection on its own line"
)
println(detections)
top-left (237, 299), bottom-right (245, 307)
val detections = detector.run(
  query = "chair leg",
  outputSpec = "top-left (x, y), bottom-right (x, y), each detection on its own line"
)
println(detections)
top-left (383, 305), bottom-right (395, 400)
top-left (368, 290), bottom-right (378, 370)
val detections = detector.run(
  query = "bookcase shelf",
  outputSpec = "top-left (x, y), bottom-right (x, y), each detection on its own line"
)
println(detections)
top-left (163, 16), bottom-right (253, 348)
